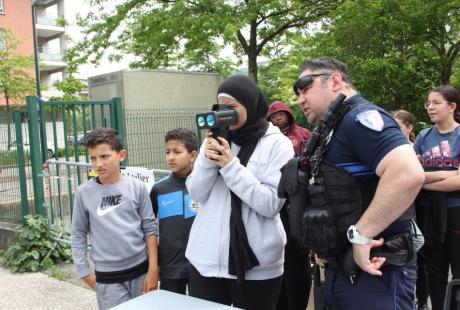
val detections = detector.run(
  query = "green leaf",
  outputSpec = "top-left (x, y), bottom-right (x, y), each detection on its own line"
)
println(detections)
top-left (1, 215), bottom-right (72, 273)
top-left (64, 0), bottom-right (345, 82)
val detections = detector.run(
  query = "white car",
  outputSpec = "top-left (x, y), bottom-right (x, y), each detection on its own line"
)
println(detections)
top-left (2, 141), bottom-right (55, 159)
top-left (67, 131), bottom-right (90, 145)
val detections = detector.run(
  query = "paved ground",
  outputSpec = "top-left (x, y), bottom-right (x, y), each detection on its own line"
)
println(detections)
top-left (0, 265), bottom-right (98, 310)
top-left (0, 260), bottom-right (315, 310)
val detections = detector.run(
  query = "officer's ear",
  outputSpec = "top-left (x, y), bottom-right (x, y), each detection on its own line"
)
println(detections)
top-left (330, 72), bottom-right (343, 92)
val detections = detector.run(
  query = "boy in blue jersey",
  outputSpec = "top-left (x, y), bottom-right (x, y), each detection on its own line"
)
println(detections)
top-left (150, 128), bottom-right (199, 294)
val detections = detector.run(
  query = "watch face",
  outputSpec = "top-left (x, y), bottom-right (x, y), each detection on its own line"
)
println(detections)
top-left (348, 229), bottom-right (354, 240)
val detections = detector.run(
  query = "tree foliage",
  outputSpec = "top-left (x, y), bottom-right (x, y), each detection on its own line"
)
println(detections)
top-left (48, 76), bottom-right (87, 101)
top-left (258, 0), bottom-right (460, 126)
top-left (66, 0), bottom-right (344, 82)
top-left (0, 29), bottom-right (35, 106)
top-left (0, 29), bottom-right (36, 149)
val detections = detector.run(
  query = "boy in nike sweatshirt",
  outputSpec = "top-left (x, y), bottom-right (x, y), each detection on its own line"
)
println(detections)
top-left (71, 128), bottom-right (159, 310)
top-left (150, 128), bottom-right (198, 295)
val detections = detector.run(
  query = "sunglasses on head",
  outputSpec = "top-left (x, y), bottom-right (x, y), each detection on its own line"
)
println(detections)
top-left (293, 72), bottom-right (333, 96)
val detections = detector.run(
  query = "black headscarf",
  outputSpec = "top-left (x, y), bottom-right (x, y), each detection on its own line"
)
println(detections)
top-left (218, 75), bottom-right (269, 146)
top-left (217, 75), bottom-right (269, 283)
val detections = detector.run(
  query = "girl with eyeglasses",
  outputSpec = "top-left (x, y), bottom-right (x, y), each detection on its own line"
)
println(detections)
top-left (414, 85), bottom-right (460, 310)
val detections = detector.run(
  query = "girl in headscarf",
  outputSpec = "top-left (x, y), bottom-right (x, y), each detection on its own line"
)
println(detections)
top-left (185, 75), bottom-right (294, 310)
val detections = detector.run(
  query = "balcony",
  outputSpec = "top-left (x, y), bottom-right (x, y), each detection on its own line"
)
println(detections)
top-left (38, 47), bottom-right (67, 71)
top-left (36, 14), bottom-right (65, 39)
top-left (34, 0), bottom-right (60, 6)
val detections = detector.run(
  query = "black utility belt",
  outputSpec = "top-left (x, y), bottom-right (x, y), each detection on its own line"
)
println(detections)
top-left (95, 259), bottom-right (149, 284)
top-left (377, 219), bottom-right (412, 239)
top-left (327, 232), bottom-right (415, 276)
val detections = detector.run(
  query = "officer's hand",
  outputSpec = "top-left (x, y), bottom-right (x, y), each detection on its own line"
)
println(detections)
top-left (352, 238), bottom-right (386, 276)
top-left (205, 135), bottom-right (233, 167)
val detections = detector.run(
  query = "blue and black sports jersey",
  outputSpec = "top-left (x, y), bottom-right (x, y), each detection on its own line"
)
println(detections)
top-left (325, 94), bottom-right (408, 180)
top-left (150, 173), bottom-right (199, 279)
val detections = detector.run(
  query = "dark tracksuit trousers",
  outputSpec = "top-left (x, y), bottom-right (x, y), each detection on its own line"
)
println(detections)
top-left (276, 206), bottom-right (312, 310)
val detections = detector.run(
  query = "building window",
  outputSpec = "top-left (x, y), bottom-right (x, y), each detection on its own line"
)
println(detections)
top-left (0, 0), bottom-right (4, 14)
top-left (0, 28), bottom-right (5, 50)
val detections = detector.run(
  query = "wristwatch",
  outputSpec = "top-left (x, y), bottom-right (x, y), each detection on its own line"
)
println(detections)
top-left (347, 225), bottom-right (372, 245)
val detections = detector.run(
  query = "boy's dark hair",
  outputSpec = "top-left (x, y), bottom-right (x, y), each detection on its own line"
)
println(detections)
top-left (86, 128), bottom-right (124, 151)
top-left (301, 57), bottom-right (355, 89)
top-left (165, 128), bottom-right (198, 153)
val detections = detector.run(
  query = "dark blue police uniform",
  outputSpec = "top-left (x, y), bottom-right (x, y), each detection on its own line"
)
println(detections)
top-left (323, 94), bottom-right (417, 310)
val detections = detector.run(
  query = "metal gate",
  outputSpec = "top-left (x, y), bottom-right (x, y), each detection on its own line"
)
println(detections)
top-left (43, 159), bottom-right (170, 244)
top-left (10, 96), bottom-right (126, 223)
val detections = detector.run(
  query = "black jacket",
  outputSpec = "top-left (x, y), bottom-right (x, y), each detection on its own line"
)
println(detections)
top-left (150, 174), bottom-right (198, 279)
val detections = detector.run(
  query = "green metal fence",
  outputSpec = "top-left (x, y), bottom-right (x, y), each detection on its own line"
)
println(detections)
top-left (43, 159), bottom-right (170, 244)
top-left (0, 96), bottom-right (125, 224)
top-left (124, 107), bottom-right (207, 169)
top-left (0, 109), bottom-right (34, 224)
top-left (0, 100), bottom-right (208, 224)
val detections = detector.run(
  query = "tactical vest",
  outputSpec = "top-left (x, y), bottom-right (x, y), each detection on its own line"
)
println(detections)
top-left (305, 160), bottom-right (378, 258)
top-left (279, 99), bottom-right (413, 259)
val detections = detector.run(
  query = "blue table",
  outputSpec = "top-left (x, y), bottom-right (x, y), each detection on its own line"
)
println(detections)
top-left (110, 290), bottom-right (240, 310)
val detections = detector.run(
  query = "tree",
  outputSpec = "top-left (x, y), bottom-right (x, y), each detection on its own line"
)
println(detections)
top-left (66, 0), bottom-right (344, 82)
top-left (0, 29), bottom-right (35, 150)
top-left (47, 76), bottom-right (88, 137)
top-left (411, 0), bottom-right (460, 85)
top-left (258, 0), bottom-right (460, 125)
top-left (48, 76), bottom-right (87, 101)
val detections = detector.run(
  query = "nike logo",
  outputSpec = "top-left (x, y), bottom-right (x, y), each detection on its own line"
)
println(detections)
top-left (161, 200), bottom-right (175, 207)
top-left (97, 201), bottom-right (127, 216)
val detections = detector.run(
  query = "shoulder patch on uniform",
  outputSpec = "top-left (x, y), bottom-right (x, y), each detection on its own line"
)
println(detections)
top-left (356, 110), bottom-right (384, 132)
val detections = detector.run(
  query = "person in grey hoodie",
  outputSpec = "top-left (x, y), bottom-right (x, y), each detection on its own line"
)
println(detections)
top-left (71, 128), bottom-right (159, 310)
top-left (185, 75), bottom-right (294, 310)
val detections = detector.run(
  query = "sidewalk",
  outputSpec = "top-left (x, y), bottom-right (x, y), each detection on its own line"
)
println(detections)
top-left (0, 262), bottom-right (315, 309)
top-left (0, 265), bottom-right (98, 310)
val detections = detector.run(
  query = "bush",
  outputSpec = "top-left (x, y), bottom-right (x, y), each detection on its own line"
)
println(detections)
top-left (0, 150), bottom-right (31, 164)
top-left (0, 215), bottom-right (72, 272)
top-left (57, 145), bottom-right (86, 158)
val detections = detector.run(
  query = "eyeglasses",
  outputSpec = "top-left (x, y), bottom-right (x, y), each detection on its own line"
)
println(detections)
top-left (424, 100), bottom-right (450, 109)
top-left (293, 72), bottom-right (333, 96)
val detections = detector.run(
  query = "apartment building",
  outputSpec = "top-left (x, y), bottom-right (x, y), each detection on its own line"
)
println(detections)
top-left (34, 0), bottom-right (67, 99)
top-left (0, 0), bottom-right (67, 104)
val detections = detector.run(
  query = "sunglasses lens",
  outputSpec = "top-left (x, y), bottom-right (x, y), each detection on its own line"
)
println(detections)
top-left (293, 76), bottom-right (314, 95)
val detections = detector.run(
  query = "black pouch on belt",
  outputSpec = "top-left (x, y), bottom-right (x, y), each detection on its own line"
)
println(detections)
top-left (371, 232), bottom-right (416, 267)
top-left (338, 232), bottom-right (415, 277)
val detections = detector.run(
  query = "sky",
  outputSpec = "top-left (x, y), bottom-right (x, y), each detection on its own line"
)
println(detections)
top-left (64, 0), bottom-right (134, 79)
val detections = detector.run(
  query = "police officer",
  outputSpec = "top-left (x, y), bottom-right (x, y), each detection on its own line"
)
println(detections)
top-left (292, 57), bottom-right (425, 309)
